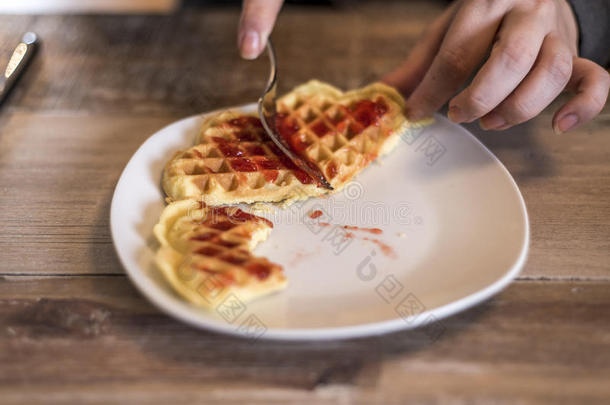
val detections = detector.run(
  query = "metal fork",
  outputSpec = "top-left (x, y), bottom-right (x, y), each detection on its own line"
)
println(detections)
top-left (257, 40), bottom-right (333, 190)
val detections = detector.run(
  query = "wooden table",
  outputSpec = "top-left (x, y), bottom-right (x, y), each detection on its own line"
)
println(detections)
top-left (1, 2), bottom-right (609, 403)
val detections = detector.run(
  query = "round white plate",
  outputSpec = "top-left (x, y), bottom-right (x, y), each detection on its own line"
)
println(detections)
top-left (111, 103), bottom-right (529, 341)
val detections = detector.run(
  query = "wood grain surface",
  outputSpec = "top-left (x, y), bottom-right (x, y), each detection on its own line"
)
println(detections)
top-left (0, 1), bottom-right (609, 404)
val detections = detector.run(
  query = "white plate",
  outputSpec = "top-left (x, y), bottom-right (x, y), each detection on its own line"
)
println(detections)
top-left (110, 103), bottom-right (529, 341)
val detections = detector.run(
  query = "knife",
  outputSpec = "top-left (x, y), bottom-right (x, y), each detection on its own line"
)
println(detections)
top-left (0, 32), bottom-right (38, 105)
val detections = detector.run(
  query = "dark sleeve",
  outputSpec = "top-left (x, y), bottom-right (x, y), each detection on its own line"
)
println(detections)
top-left (567, 0), bottom-right (610, 66)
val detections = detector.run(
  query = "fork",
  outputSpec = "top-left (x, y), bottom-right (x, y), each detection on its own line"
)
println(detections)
top-left (257, 39), bottom-right (333, 190)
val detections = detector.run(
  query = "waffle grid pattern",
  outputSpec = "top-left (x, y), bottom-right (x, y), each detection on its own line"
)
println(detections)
top-left (162, 80), bottom-right (409, 205)
top-left (184, 206), bottom-right (277, 277)
top-left (276, 92), bottom-right (392, 184)
top-left (154, 201), bottom-right (285, 308)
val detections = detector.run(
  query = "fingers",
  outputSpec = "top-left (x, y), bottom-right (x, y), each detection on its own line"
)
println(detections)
top-left (479, 35), bottom-right (573, 130)
top-left (552, 58), bottom-right (610, 134)
top-left (382, 5), bottom-right (456, 97)
top-left (449, 7), bottom-right (550, 124)
top-left (404, 0), bottom-right (509, 120)
top-left (238, 0), bottom-right (283, 59)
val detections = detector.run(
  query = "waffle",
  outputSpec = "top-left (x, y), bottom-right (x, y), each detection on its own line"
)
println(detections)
top-left (163, 80), bottom-right (423, 205)
top-left (154, 199), bottom-right (286, 309)
top-left (163, 111), bottom-right (324, 205)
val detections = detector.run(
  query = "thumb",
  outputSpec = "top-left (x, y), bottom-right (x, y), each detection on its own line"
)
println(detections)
top-left (552, 57), bottom-right (610, 134)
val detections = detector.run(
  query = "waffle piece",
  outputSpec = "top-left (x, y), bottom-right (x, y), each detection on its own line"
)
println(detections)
top-left (273, 80), bottom-right (411, 190)
top-left (163, 112), bottom-right (324, 205)
top-left (154, 199), bottom-right (286, 309)
top-left (163, 80), bottom-right (425, 205)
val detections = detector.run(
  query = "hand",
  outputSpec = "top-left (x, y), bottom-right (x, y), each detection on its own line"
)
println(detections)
top-left (383, 0), bottom-right (610, 133)
top-left (238, 0), bottom-right (284, 60)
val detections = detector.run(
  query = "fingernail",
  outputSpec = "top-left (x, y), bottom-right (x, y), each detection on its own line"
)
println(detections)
top-left (239, 30), bottom-right (260, 60)
top-left (554, 113), bottom-right (579, 135)
top-left (448, 105), bottom-right (465, 123)
top-left (480, 112), bottom-right (507, 130)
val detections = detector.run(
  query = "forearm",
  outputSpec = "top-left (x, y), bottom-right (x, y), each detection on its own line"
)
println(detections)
top-left (567, 0), bottom-right (610, 66)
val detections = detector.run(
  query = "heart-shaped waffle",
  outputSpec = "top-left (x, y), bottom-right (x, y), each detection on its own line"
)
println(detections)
top-left (154, 199), bottom-right (286, 309)
top-left (163, 80), bottom-right (422, 205)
